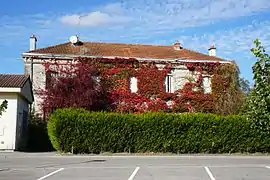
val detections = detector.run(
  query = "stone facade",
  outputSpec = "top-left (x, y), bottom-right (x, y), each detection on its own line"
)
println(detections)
top-left (21, 36), bottom-right (233, 115)
top-left (24, 58), bottom-right (46, 114)
top-left (23, 57), bottom-right (212, 115)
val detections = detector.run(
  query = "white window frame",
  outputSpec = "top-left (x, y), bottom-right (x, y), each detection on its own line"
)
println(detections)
top-left (202, 75), bottom-right (212, 94)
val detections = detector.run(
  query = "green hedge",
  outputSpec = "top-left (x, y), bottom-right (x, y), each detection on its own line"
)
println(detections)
top-left (47, 108), bottom-right (270, 154)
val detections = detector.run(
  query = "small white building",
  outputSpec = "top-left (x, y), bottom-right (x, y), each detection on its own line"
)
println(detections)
top-left (0, 74), bottom-right (34, 151)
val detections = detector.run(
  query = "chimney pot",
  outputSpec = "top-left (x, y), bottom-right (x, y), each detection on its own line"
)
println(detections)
top-left (173, 40), bottom-right (182, 50)
top-left (30, 34), bottom-right (37, 51)
top-left (208, 44), bottom-right (216, 56)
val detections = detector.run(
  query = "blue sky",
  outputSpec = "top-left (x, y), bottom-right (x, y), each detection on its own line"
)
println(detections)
top-left (0, 0), bottom-right (270, 82)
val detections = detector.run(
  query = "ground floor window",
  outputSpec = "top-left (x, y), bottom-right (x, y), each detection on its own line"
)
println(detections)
top-left (202, 76), bottom-right (212, 93)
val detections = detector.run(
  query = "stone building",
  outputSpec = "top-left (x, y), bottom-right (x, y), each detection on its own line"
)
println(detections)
top-left (22, 35), bottom-right (232, 115)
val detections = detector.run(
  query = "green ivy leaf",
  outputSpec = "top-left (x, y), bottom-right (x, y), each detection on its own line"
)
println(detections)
top-left (0, 100), bottom-right (8, 117)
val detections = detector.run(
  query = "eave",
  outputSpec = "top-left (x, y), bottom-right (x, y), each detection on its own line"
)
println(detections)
top-left (22, 52), bottom-right (233, 64)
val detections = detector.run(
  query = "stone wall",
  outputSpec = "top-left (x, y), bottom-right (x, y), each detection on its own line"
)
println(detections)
top-left (24, 58), bottom-right (212, 115)
top-left (24, 58), bottom-right (46, 115)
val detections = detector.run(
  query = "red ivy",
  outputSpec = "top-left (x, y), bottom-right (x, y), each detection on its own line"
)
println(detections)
top-left (39, 61), bottom-right (107, 118)
top-left (39, 57), bottom-right (223, 115)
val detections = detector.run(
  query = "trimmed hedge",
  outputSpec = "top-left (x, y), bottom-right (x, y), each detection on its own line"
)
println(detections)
top-left (48, 108), bottom-right (270, 154)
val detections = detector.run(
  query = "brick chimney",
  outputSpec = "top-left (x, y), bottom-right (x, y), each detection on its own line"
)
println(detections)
top-left (173, 40), bottom-right (182, 50)
top-left (30, 34), bottom-right (37, 51)
top-left (208, 44), bottom-right (216, 56)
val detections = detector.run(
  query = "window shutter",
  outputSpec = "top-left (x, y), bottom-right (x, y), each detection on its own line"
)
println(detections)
top-left (130, 77), bottom-right (138, 93)
top-left (203, 76), bottom-right (211, 93)
top-left (165, 75), bottom-right (173, 93)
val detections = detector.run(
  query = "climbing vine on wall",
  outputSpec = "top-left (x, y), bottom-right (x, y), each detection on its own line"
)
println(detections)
top-left (211, 63), bottom-right (245, 115)
top-left (39, 57), bottom-right (243, 115)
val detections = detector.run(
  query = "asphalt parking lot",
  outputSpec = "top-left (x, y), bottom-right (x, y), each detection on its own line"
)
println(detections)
top-left (0, 152), bottom-right (270, 180)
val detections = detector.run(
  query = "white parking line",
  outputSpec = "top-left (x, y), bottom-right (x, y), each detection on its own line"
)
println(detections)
top-left (266, 166), bottom-right (270, 169)
top-left (37, 168), bottom-right (64, 180)
top-left (128, 167), bottom-right (140, 180)
top-left (204, 167), bottom-right (216, 180)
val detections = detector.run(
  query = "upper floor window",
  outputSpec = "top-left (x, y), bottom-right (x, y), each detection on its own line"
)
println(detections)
top-left (165, 74), bottom-right (173, 93)
top-left (130, 77), bottom-right (138, 93)
top-left (45, 70), bottom-right (58, 88)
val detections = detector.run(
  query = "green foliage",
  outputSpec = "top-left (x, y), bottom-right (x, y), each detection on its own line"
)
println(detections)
top-left (0, 100), bottom-right (8, 117)
top-left (233, 77), bottom-right (252, 115)
top-left (48, 109), bottom-right (270, 154)
top-left (212, 64), bottom-right (245, 115)
top-left (47, 108), bottom-right (90, 152)
top-left (247, 39), bottom-right (270, 134)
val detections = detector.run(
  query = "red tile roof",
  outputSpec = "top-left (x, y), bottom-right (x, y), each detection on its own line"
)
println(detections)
top-left (26, 41), bottom-right (228, 61)
top-left (0, 74), bottom-right (29, 88)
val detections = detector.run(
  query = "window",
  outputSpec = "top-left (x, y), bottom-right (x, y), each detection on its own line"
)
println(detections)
top-left (202, 76), bottom-right (211, 93)
top-left (165, 75), bottom-right (173, 93)
top-left (130, 77), bottom-right (138, 93)
top-left (45, 70), bottom-right (58, 88)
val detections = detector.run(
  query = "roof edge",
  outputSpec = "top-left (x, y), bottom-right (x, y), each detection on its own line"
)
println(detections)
top-left (22, 52), bottom-right (232, 64)
top-left (0, 78), bottom-right (34, 104)
top-left (23, 41), bottom-right (230, 62)
top-left (0, 87), bottom-right (21, 92)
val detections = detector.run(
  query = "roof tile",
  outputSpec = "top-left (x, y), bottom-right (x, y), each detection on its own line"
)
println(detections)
top-left (0, 74), bottom-right (29, 88)
top-left (26, 41), bottom-right (228, 61)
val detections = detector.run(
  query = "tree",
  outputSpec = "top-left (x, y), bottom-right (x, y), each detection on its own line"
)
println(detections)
top-left (39, 61), bottom-right (108, 118)
top-left (0, 100), bottom-right (8, 117)
top-left (239, 77), bottom-right (251, 95)
top-left (211, 63), bottom-right (245, 115)
top-left (247, 39), bottom-right (270, 133)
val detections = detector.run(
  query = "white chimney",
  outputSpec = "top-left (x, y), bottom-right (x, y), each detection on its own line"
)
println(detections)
top-left (173, 40), bottom-right (182, 50)
top-left (30, 34), bottom-right (37, 51)
top-left (208, 44), bottom-right (216, 56)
